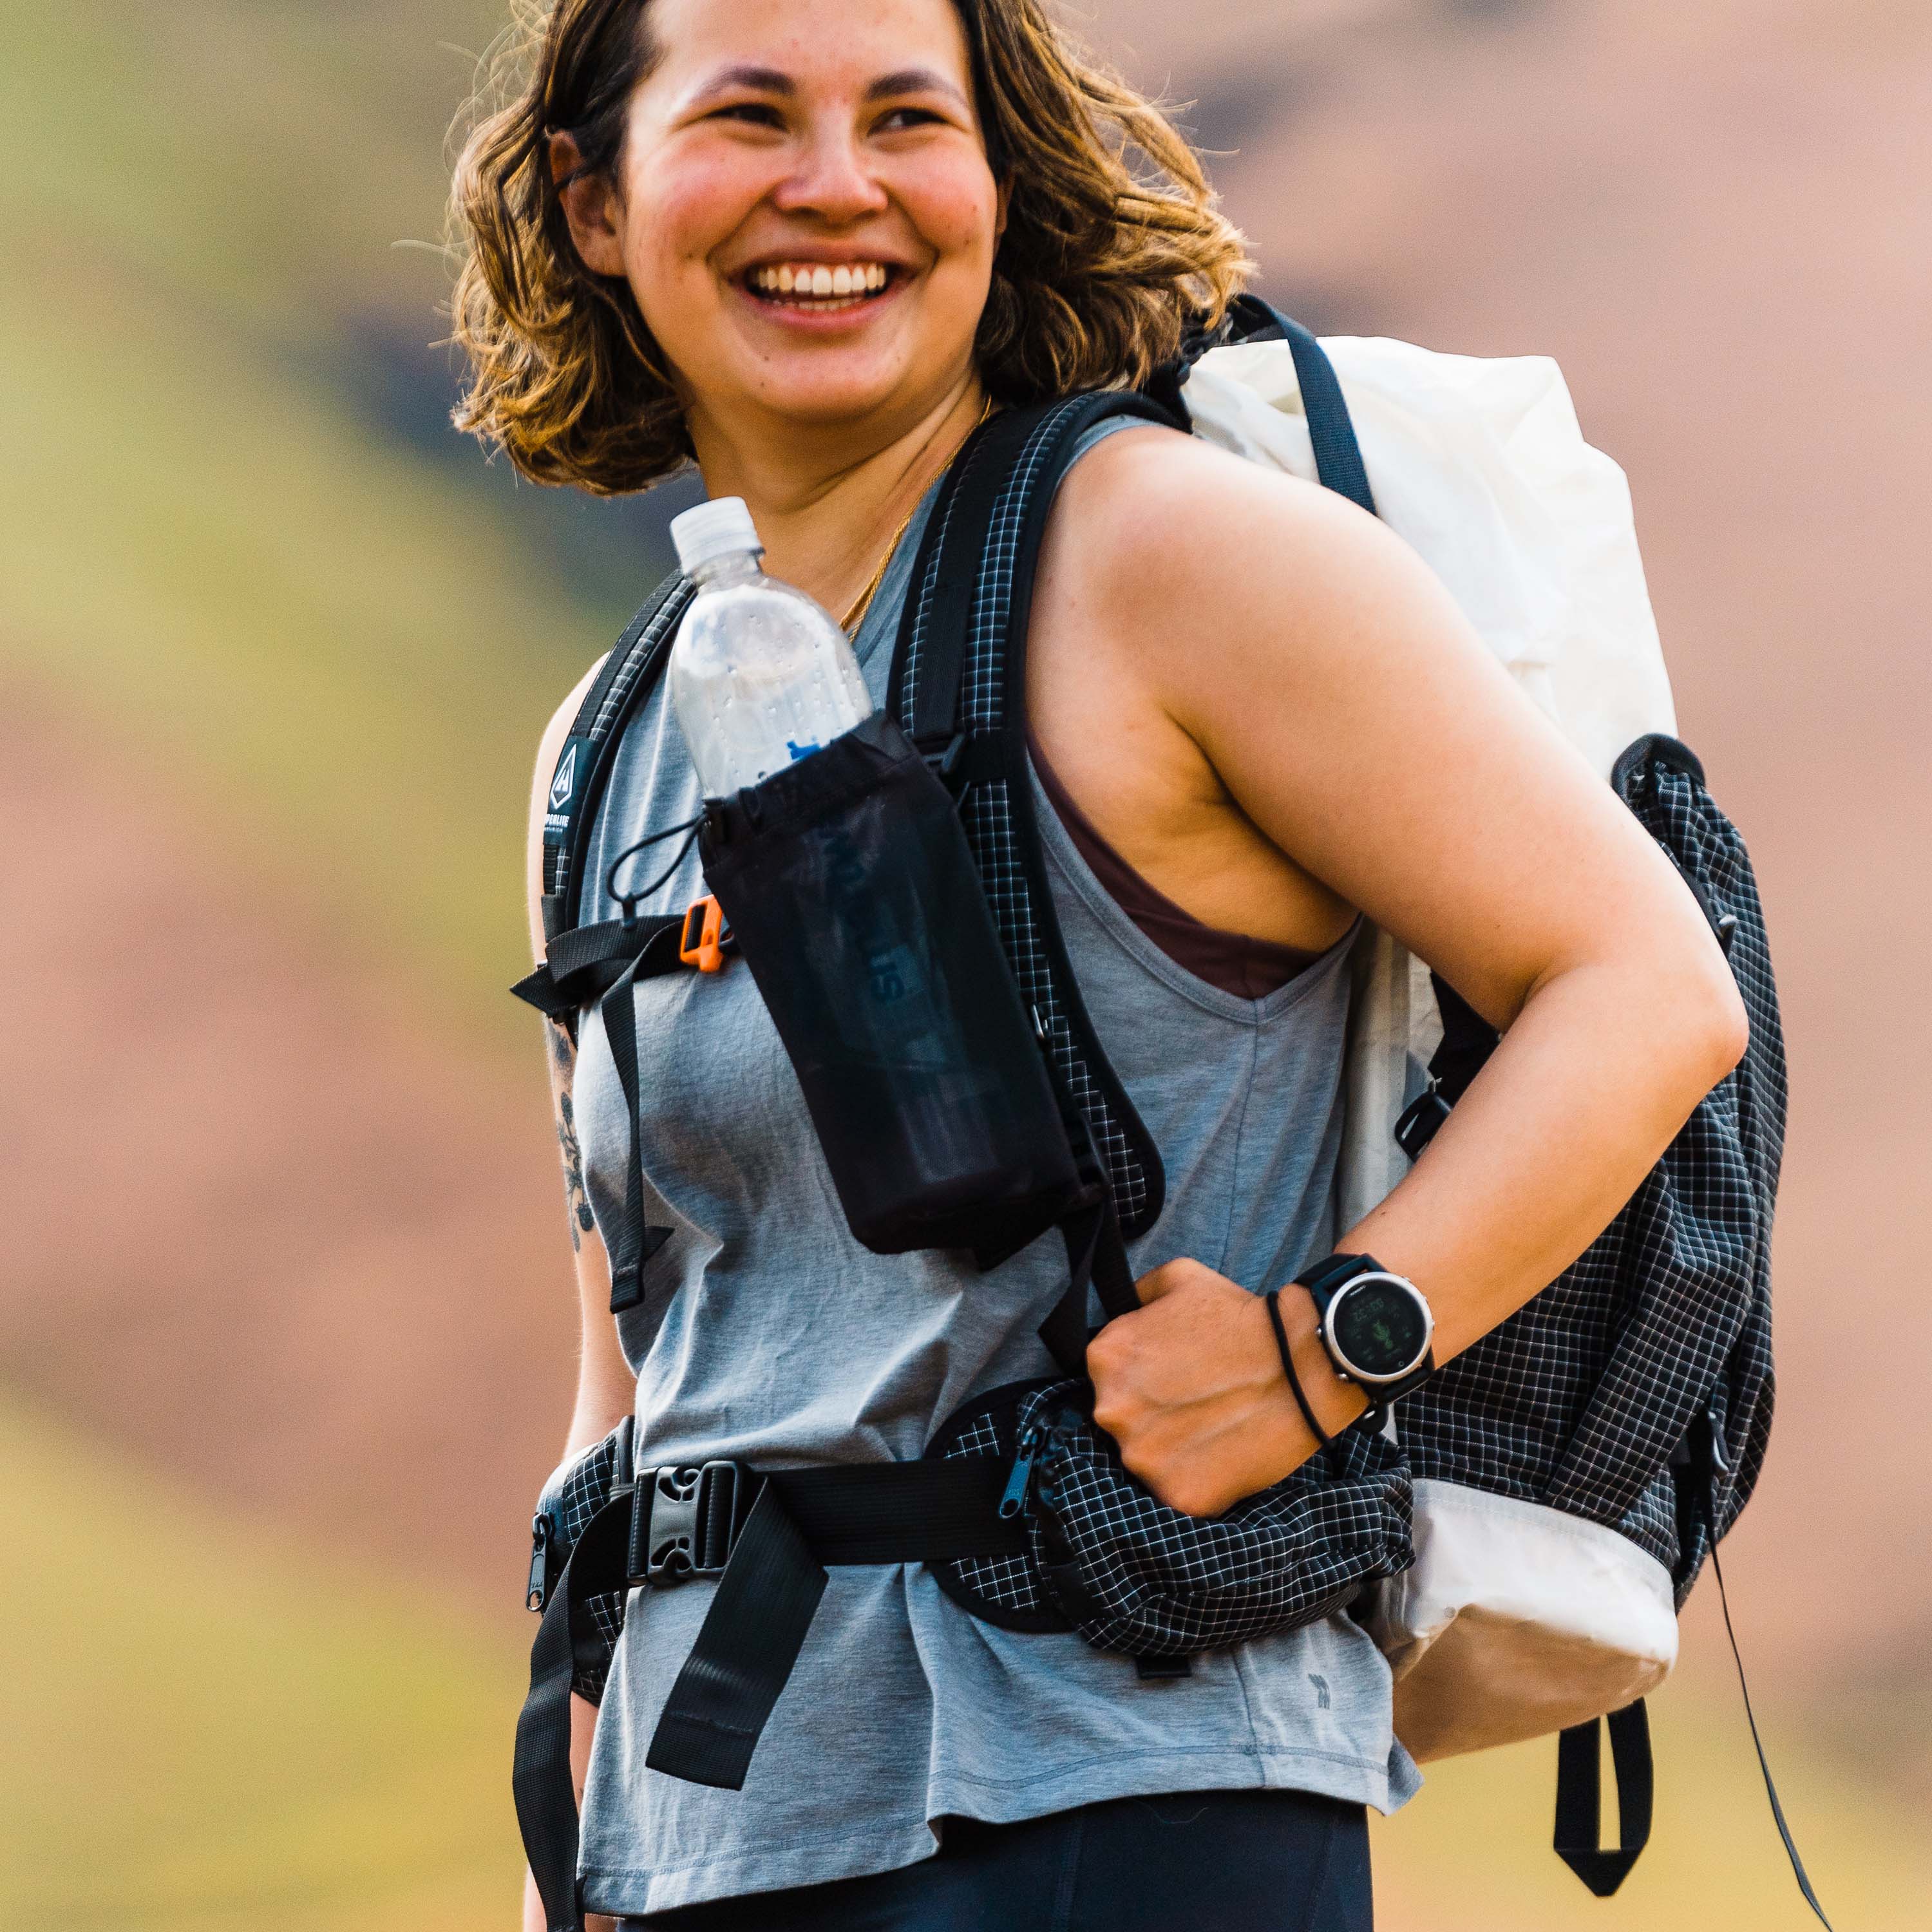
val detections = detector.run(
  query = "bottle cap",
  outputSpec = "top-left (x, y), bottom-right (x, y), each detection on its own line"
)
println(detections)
top-left (670, 497), bottom-right (763, 575)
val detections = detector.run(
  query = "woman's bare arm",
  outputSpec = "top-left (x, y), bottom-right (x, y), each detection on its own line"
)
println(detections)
top-left (526, 656), bottom-right (638, 1461)
top-left (1070, 433), bottom-right (1748, 1517)
top-left (522, 661), bottom-right (630, 1932)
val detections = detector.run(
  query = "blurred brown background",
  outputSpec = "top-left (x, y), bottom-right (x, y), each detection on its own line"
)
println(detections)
top-left (3, 1), bottom-right (1926, 1924)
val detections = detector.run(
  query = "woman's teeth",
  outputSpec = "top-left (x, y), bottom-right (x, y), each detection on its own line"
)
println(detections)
top-left (748, 261), bottom-right (893, 308)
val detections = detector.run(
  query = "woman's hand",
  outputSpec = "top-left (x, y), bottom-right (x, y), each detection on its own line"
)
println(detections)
top-left (1086, 1259), bottom-right (1367, 1517)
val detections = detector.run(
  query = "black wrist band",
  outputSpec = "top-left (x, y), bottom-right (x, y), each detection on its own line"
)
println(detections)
top-left (1265, 1287), bottom-right (1332, 1450)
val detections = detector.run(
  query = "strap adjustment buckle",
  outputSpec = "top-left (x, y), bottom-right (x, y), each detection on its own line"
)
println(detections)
top-left (630, 1461), bottom-right (750, 1586)
top-left (1394, 1085), bottom-right (1452, 1160)
top-left (910, 730), bottom-right (971, 793)
top-left (678, 896), bottom-right (732, 973)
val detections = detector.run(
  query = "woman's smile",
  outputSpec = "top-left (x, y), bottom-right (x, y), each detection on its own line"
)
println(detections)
top-left (734, 256), bottom-right (911, 324)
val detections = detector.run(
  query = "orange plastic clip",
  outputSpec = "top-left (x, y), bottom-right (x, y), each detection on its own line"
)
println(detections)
top-left (679, 895), bottom-right (732, 973)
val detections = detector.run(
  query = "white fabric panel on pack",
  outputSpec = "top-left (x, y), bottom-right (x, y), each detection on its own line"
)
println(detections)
top-left (1368, 1479), bottom-right (1678, 1762)
top-left (1184, 337), bottom-right (1676, 782)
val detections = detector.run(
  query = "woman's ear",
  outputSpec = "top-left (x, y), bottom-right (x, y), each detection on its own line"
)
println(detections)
top-left (549, 131), bottom-right (627, 278)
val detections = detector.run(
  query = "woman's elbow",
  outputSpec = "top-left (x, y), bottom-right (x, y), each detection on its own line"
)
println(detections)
top-left (1676, 942), bottom-right (1751, 1093)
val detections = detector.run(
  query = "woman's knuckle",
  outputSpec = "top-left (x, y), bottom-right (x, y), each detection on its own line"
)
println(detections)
top-left (1170, 1477), bottom-right (1221, 1519)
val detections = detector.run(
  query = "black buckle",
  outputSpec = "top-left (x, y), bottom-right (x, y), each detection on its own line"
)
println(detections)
top-left (1393, 1086), bottom-right (1451, 1160)
top-left (629, 1461), bottom-right (746, 1586)
top-left (912, 731), bottom-right (975, 800)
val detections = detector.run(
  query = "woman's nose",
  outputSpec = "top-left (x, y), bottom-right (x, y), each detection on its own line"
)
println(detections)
top-left (770, 122), bottom-right (889, 225)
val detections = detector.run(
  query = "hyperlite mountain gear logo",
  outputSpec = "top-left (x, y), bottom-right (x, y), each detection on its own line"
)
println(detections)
top-left (544, 737), bottom-right (592, 845)
top-left (550, 744), bottom-right (579, 811)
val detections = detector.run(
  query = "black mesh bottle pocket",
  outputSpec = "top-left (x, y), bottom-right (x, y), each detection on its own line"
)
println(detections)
top-left (699, 710), bottom-right (1089, 1260)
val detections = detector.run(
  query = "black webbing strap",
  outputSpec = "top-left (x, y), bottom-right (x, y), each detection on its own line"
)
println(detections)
top-left (905, 404), bottom-right (1048, 746)
top-left (1209, 297), bottom-right (1378, 518)
top-left (513, 1457), bottom-right (1030, 1924)
top-left (1552, 1411), bottom-right (1835, 1920)
top-left (893, 390), bottom-right (1186, 1260)
top-left (1036, 1200), bottom-right (1130, 1375)
top-left (1554, 1700), bottom-right (1654, 1896)
top-left (1036, 1081), bottom-right (1142, 1374)
top-left (647, 1457), bottom-right (1027, 1789)
top-left (515, 1495), bottom-right (633, 1932)
top-left (1280, 316), bottom-right (1378, 518)
top-left (1394, 973), bottom-right (1503, 1160)
top-left (512, 914), bottom-right (687, 1019)
top-left (598, 943), bottom-right (676, 1314)
top-left (897, 391), bottom-right (1179, 752)
top-left (645, 1481), bottom-right (826, 1791)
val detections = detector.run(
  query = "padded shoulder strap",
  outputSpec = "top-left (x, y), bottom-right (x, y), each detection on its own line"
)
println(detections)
top-left (888, 390), bottom-right (1180, 1240)
top-left (887, 342), bottom-right (1373, 1242)
top-left (540, 569), bottom-right (696, 941)
top-left (888, 392), bottom-right (1175, 747)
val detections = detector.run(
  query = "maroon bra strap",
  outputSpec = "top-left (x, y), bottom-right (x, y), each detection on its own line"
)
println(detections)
top-left (1027, 732), bottom-right (1316, 1001)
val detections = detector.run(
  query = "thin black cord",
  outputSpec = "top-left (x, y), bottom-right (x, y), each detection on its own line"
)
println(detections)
top-left (1265, 1289), bottom-right (1332, 1451)
top-left (603, 813), bottom-right (703, 923)
top-left (1708, 1528), bottom-right (1835, 1927)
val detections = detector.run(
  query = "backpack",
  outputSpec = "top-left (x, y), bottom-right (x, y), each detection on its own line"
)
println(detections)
top-left (515, 301), bottom-right (1811, 1913)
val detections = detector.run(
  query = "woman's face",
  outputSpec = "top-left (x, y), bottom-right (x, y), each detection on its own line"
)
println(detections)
top-left (577, 0), bottom-right (1001, 442)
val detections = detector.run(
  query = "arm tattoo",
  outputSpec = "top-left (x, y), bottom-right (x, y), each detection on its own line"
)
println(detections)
top-left (551, 1022), bottom-right (596, 1251)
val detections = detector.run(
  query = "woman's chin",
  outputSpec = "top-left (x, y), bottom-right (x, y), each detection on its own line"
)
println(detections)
top-left (723, 346), bottom-right (941, 435)
top-left (692, 279), bottom-right (974, 433)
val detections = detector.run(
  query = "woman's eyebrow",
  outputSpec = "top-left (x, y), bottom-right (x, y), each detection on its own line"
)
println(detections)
top-left (864, 68), bottom-right (971, 109)
top-left (681, 63), bottom-right (969, 113)
top-left (685, 64), bottom-right (795, 109)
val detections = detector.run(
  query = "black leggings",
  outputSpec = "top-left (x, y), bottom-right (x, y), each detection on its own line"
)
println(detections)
top-left (629, 1788), bottom-right (1372, 1932)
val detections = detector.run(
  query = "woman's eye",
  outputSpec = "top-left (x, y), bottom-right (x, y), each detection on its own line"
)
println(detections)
top-left (713, 102), bottom-right (785, 129)
top-left (876, 107), bottom-right (943, 132)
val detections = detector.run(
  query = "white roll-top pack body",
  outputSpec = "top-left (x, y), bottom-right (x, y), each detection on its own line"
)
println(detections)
top-left (1182, 334), bottom-right (1681, 1763)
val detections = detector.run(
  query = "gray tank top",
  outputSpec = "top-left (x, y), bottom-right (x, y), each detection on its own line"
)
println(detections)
top-left (571, 423), bottom-right (1419, 1918)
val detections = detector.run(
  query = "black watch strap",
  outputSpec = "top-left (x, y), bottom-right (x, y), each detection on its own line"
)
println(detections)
top-left (1293, 1251), bottom-right (1435, 1422)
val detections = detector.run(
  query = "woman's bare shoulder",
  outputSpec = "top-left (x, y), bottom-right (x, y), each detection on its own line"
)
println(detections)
top-left (524, 653), bottom-right (609, 963)
top-left (1050, 421), bottom-right (1437, 682)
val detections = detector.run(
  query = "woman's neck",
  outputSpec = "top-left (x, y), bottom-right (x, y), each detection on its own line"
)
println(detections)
top-left (681, 378), bottom-right (988, 618)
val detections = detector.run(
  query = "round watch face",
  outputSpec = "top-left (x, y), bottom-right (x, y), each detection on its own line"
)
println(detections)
top-left (1329, 1276), bottom-right (1431, 1383)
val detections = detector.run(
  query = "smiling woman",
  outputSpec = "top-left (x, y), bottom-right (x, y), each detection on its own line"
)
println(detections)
top-left (447, 3), bottom-right (1751, 1930)
top-left (451, 0), bottom-right (1246, 499)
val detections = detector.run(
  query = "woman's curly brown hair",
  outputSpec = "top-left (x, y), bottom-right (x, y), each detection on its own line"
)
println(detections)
top-left (450, 0), bottom-right (1253, 495)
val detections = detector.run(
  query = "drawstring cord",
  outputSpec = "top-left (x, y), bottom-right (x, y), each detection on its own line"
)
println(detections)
top-left (604, 812), bottom-right (704, 929)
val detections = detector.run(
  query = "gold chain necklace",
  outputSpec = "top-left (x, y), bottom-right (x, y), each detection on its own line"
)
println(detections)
top-left (838, 395), bottom-right (995, 636)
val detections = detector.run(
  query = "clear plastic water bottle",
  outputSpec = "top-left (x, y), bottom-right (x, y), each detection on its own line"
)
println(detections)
top-left (667, 497), bottom-right (874, 798)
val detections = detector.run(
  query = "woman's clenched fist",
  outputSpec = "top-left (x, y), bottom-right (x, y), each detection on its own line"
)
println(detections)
top-left (1084, 1258), bottom-right (1365, 1517)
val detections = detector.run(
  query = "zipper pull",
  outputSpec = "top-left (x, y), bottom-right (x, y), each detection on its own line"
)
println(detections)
top-left (526, 1513), bottom-right (552, 1611)
top-left (999, 1422), bottom-right (1044, 1520)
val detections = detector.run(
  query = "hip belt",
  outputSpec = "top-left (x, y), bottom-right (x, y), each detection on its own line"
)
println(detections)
top-left (515, 1452), bottom-right (1023, 1932)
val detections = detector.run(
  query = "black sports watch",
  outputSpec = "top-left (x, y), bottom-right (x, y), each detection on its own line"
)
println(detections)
top-left (1294, 1253), bottom-right (1435, 1425)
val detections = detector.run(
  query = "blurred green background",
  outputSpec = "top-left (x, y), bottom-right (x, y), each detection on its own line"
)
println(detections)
top-left (3, 1), bottom-right (1927, 1926)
